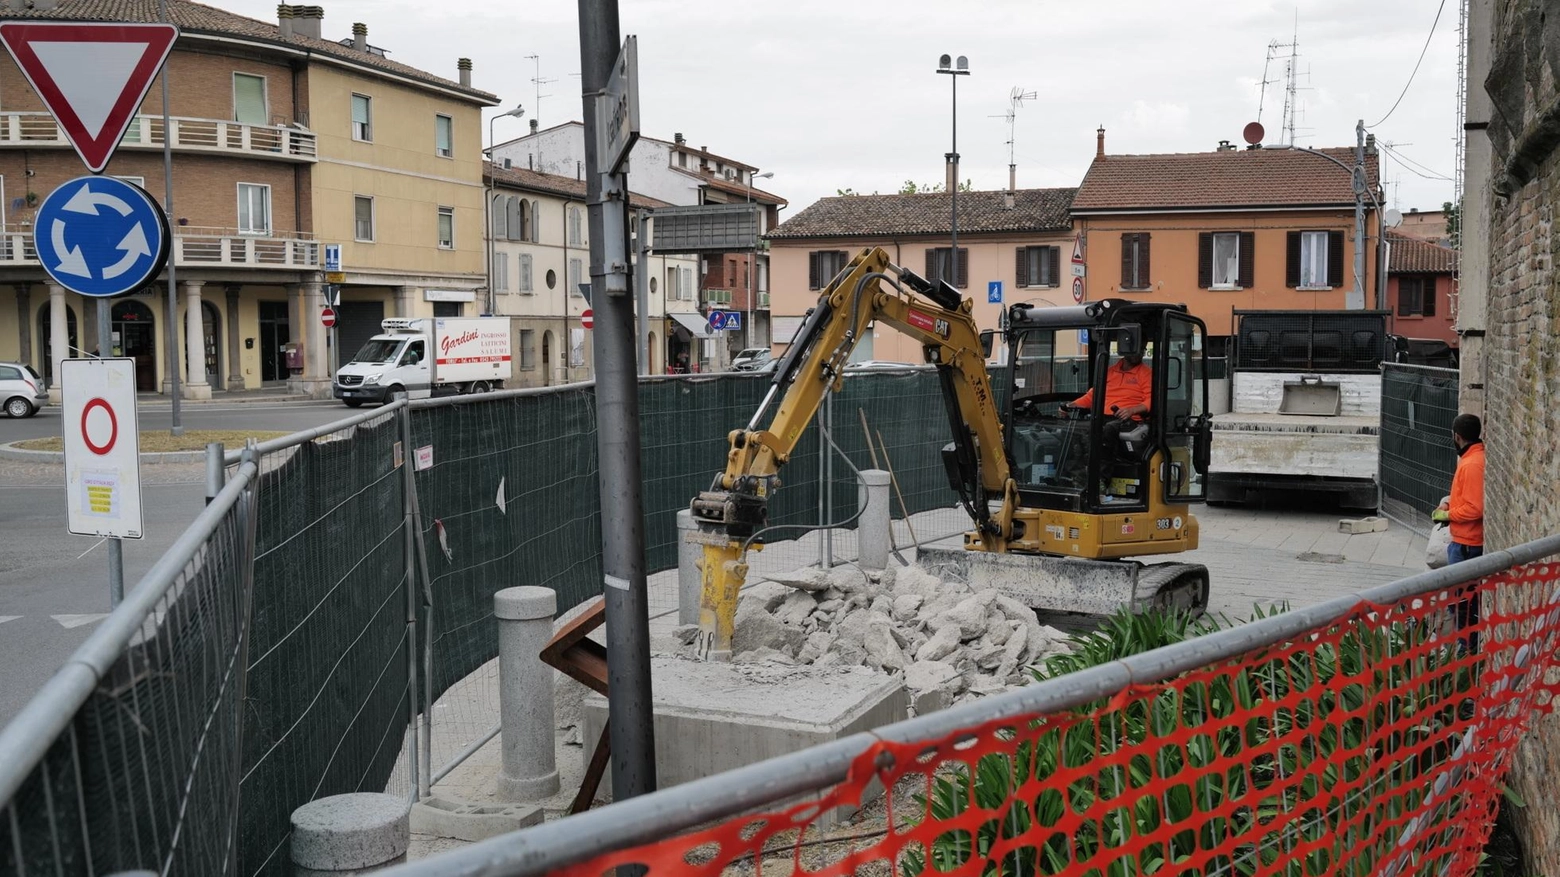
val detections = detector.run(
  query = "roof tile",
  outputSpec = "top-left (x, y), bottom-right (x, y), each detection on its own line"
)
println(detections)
top-left (1388, 232), bottom-right (1458, 273)
top-left (1073, 147), bottom-right (1381, 211)
top-left (768, 188), bottom-right (1076, 240)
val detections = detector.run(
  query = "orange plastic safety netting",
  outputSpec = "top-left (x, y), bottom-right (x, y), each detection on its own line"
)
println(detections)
top-left (558, 562), bottom-right (1560, 877)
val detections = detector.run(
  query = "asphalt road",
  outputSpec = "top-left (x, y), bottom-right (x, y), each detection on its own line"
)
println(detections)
top-left (0, 399), bottom-right (362, 724)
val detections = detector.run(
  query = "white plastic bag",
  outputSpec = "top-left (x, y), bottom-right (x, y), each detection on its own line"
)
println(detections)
top-left (1426, 523), bottom-right (1452, 569)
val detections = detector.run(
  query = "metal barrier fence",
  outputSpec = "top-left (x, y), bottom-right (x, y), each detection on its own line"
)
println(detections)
top-left (379, 533), bottom-right (1560, 877)
top-left (0, 456), bottom-right (260, 876)
top-left (1379, 363), bottom-right (1461, 536)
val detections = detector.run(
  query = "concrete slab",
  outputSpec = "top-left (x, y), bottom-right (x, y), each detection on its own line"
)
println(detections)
top-left (582, 656), bottom-right (906, 821)
top-left (409, 796), bottom-right (542, 842)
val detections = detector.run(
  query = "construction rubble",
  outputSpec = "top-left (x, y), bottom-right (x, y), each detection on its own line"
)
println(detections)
top-left (673, 563), bottom-right (1071, 713)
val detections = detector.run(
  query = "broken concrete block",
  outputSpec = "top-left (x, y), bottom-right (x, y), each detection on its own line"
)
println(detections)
top-left (862, 620), bottom-right (907, 672)
top-left (915, 625), bottom-right (962, 662)
top-left (766, 567), bottom-right (833, 592)
top-left (775, 590), bottom-right (819, 626)
top-left (733, 610), bottom-right (805, 657)
top-left (671, 624), bottom-right (701, 645)
top-left (891, 593), bottom-right (924, 622)
top-left (1338, 516), bottom-right (1389, 534)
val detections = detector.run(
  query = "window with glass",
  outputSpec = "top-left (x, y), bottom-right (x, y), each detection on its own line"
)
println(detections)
top-left (520, 329), bottom-right (536, 369)
top-left (1211, 233), bottom-right (1240, 287)
top-left (1162, 314), bottom-right (1208, 502)
top-left (354, 196), bottom-right (374, 241)
top-left (1018, 246), bottom-right (1060, 287)
top-left (1300, 231), bottom-right (1329, 287)
top-left (808, 250), bottom-right (848, 290)
top-left (351, 94), bottom-right (372, 141)
top-left (237, 183), bottom-right (271, 234)
top-left (1121, 233), bottom-right (1150, 290)
top-left (435, 114), bottom-right (453, 158)
top-left (437, 207), bottom-right (454, 249)
top-left (233, 73), bottom-right (267, 125)
top-left (1398, 276), bottom-right (1438, 316)
top-left (519, 254), bottom-right (533, 293)
top-left (926, 247), bottom-right (969, 288)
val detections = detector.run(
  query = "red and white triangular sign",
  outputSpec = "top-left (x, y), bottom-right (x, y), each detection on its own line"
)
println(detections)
top-left (0, 22), bottom-right (179, 173)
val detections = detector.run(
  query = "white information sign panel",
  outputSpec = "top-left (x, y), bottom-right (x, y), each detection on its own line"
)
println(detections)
top-left (61, 358), bottom-right (143, 539)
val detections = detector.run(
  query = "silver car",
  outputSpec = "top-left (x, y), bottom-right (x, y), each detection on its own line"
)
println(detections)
top-left (731, 348), bottom-right (772, 371)
top-left (0, 361), bottom-right (47, 417)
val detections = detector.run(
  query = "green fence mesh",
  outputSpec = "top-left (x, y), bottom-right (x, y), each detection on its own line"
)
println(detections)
top-left (1379, 363), bottom-right (1460, 536)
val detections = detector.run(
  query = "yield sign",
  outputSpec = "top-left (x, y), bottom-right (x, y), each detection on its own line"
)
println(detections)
top-left (0, 22), bottom-right (179, 173)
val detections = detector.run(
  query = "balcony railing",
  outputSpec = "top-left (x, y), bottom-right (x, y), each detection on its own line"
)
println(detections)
top-left (0, 227), bottom-right (319, 270)
top-left (0, 112), bottom-right (317, 162)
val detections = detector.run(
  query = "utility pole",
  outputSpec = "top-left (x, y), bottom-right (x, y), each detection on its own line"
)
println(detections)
top-left (1353, 118), bottom-right (1367, 310)
top-left (160, 0), bottom-right (181, 434)
top-left (636, 210), bottom-right (650, 374)
top-left (577, 2), bottom-right (655, 802)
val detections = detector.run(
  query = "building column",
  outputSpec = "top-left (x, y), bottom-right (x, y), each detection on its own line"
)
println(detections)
top-left (225, 285), bottom-right (245, 391)
top-left (288, 280), bottom-right (332, 399)
top-left (183, 280), bottom-right (212, 400)
top-left (13, 284), bottom-right (31, 370)
top-left (48, 284), bottom-right (67, 401)
top-left (395, 286), bottom-right (418, 318)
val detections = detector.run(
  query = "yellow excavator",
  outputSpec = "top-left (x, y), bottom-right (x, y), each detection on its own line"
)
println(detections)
top-left (690, 247), bottom-right (1214, 657)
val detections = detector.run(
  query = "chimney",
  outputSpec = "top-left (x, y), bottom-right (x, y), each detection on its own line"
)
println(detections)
top-left (529, 119), bottom-right (538, 134)
top-left (1216, 140), bottom-right (1236, 152)
top-left (1003, 191), bottom-right (1015, 210)
top-left (277, 4), bottom-right (294, 38)
top-left (352, 22), bottom-right (367, 52)
top-left (1008, 163), bottom-right (1016, 194)
top-left (293, 6), bottom-right (322, 40)
top-left (1096, 126), bottom-right (1106, 160)
top-left (1365, 133), bottom-right (1378, 155)
top-left (945, 152), bottom-right (957, 192)
top-left (457, 57), bottom-right (471, 88)
top-left (30, 0), bottom-right (58, 9)
top-left (674, 132), bottom-right (684, 146)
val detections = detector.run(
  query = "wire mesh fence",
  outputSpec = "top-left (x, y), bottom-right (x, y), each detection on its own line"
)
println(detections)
top-left (0, 460), bottom-right (259, 877)
top-left (1379, 363), bottom-right (1461, 536)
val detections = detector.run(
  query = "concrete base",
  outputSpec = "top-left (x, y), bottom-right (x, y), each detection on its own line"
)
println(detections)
top-left (1339, 516), bottom-right (1389, 534)
top-left (291, 792), bottom-right (409, 874)
top-left (583, 656), bottom-right (906, 825)
top-left (290, 376), bottom-right (336, 400)
top-left (409, 795), bottom-right (542, 842)
top-left (182, 381), bottom-right (213, 401)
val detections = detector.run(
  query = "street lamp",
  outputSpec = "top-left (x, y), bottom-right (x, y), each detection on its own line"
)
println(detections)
top-left (746, 170), bottom-right (774, 349)
top-left (485, 104), bottom-right (525, 315)
top-left (936, 54), bottom-right (969, 288)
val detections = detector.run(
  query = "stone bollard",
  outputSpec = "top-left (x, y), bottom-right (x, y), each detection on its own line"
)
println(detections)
top-left (494, 586), bottom-right (561, 801)
top-left (677, 509), bottom-right (708, 625)
top-left (290, 792), bottom-right (409, 875)
top-left (858, 469), bottom-right (891, 571)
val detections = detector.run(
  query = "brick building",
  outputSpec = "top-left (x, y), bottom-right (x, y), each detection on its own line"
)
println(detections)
top-left (0, 0), bottom-right (495, 400)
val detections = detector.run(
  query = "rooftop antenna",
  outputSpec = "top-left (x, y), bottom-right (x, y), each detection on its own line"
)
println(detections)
top-left (989, 86), bottom-right (1036, 192)
top-left (523, 54), bottom-right (557, 127)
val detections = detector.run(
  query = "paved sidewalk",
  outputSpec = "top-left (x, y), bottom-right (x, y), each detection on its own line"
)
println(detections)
top-left (401, 499), bottom-right (1428, 860)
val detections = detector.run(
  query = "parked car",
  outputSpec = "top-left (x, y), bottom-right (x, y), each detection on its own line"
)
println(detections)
top-left (0, 361), bottom-right (47, 417)
top-left (731, 348), bottom-right (772, 371)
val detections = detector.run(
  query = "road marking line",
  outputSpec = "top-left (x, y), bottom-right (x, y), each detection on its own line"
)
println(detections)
top-left (52, 614), bottom-right (109, 629)
top-left (0, 616), bottom-right (19, 625)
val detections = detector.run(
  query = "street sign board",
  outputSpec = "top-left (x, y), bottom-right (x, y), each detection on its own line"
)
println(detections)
top-left (1071, 234), bottom-right (1085, 264)
top-left (1071, 263), bottom-right (1086, 278)
top-left (596, 35), bottom-right (640, 174)
top-left (323, 243), bottom-right (342, 272)
top-left (987, 280), bottom-right (1002, 304)
top-left (35, 176), bottom-right (170, 297)
top-left (581, 308), bottom-right (594, 329)
top-left (321, 306), bottom-right (336, 327)
top-left (1072, 276), bottom-right (1085, 304)
top-left (707, 311), bottom-right (741, 332)
top-left (61, 358), bottom-right (143, 539)
top-left (325, 272), bottom-right (346, 284)
top-left (0, 22), bottom-right (178, 173)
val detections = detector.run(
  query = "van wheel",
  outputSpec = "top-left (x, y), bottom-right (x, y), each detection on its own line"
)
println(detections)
top-left (387, 385), bottom-right (406, 403)
top-left (343, 399), bottom-right (364, 409)
top-left (5, 397), bottom-right (34, 418)
top-left (468, 381), bottom-right (490, 395)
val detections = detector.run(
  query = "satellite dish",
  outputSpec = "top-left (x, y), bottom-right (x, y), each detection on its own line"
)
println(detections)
top-left (1242, 122), bottom-right (1265, 146)
top-left (1384, 208), bottom-right (1404, 228)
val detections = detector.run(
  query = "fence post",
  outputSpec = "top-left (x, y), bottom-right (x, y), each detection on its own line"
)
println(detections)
top-left (205, 441), bottom-right (225, 505)
top-left (398, 404), bottom-right (421, 801)
top-left (494, 587), bottom-right (560, 801)
top-left (676, 510), bottom-right (704, 626)
top-left (227, 440), bottom-right (260, 876)
top-left (857, 470), bottom-right (891, 570)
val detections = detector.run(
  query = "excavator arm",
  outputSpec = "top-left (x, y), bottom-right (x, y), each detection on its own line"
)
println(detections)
top-left (689, 246), bottom-right (1018, 658)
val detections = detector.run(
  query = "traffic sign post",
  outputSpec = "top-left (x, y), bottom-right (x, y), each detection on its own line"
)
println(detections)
top-left (34, 176), bottom-right (170, 297)
top-left (1073, 276), bottom-right (1085, 304)
top-left (581, 309), bottom-right (594, 330)
top-left (61, 358), bottom-right (143, 608)
top-left (321, 306), bottom-right (337, 328)
top-left (987, 280), bottom-right (1003, 304)
top-left (0, 22), bottom-right (178, 172)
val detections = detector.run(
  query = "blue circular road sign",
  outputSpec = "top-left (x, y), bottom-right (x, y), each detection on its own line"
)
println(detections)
top-left (34, 175), bottom-right (170, 298)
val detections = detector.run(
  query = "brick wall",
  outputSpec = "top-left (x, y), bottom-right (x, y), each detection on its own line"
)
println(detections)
top-left (1482, 0), bottom-right (1560, 870)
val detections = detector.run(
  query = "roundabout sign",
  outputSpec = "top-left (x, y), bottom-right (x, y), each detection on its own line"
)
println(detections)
top-left (34, 175), bottom-right (170, 298)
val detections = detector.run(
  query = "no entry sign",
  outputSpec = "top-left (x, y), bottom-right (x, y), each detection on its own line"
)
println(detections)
top-left (61, 358), bottom-right (143, 539)
top-left (581, 308), bottom-right (594, 329)
top-left (321, 306), bottom-right (337, 328)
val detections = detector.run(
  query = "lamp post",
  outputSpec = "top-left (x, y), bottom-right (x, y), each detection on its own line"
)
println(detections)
top-left (485, 104), bottom-right (526, 315)
top-left (746, 170), bottom-right (774, 350)
top-left (936, 54), bottom-right (969, 287)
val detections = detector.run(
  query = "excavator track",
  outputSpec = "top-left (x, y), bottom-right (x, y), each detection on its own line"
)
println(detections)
top-left (917, 545), bottom-right (1209, 618)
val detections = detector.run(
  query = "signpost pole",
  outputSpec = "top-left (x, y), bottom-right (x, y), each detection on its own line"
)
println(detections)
top-left (95, 303), bottom-right (125, 607)
top-left (159, 0), bottom-right (182, 435)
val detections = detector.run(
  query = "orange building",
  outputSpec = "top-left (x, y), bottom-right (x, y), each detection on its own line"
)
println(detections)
top-left (1386, 232), bottom-right (1459, 346)
top-left (1071, 130), bottom-right (1383, 348)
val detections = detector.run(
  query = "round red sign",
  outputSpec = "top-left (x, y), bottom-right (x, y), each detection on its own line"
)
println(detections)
top-left (321, 306), bottom-right (337, 328)
top-left (81, 397), bottom-right (118, 456)
top-left (581, 309), bottom-right (594, 329)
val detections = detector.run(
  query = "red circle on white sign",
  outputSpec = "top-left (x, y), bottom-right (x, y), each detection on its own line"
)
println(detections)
top-left (81, 397), bottom-right (118, 456)
top-left (321, 306), bottom-right (337, 327)
top-left (581, 309), bottom-right (594, 329)
top-left (1072, 277), bottom-right (1085, 304)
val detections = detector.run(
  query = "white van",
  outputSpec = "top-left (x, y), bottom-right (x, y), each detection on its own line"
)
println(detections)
top-left (334, 318), bottom-right (511, 407)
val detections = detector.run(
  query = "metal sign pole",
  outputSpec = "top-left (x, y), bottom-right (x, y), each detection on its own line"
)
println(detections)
top-left (160, 0), bottom-right (182, 434)
top-left (95, 303), bottom-right (125, 606)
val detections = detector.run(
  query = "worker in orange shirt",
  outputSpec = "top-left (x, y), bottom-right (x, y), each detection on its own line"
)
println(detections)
top-left (1436, 413), bottom-right (1485, 651)
top-left (1063, 335), bottom-right (1153, 450)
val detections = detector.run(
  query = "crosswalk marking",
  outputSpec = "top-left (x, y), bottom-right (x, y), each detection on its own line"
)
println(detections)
top-left (50, 614), bottom-right (109, 629)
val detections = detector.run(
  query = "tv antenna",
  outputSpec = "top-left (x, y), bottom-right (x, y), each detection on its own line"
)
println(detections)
top-left (523, 54), bottom-right (557, 127)
top-left (1256, 13), bottom-right (1311, 145)
top-left (990, 86), bottom-right (1037, 188)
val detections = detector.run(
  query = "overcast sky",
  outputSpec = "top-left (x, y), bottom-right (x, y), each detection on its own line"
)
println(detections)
top-left (223, 0), bottom-right (1462, 218)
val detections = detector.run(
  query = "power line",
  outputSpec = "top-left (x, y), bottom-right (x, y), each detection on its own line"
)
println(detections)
top-left (1367, 0), bottom-right (1448, 128)
top-left (1381, 142), bottom-right (1453, 181)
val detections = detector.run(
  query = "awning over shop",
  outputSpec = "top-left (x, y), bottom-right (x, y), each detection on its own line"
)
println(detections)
top-left (669, 311), bottom-right (716, 338)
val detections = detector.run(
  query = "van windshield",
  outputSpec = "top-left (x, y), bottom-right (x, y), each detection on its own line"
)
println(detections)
top-left (351, 339), bottom-right (403, 364)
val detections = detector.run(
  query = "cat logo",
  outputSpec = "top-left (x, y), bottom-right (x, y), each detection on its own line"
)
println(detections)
top-left (934, 318), bottom-right (951, 338)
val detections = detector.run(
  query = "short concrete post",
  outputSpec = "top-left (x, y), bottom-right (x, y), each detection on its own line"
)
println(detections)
top-left (290, 792), bottom-right (409, 875)
top-left (858, 469), bottom-right (892, 570)
top-left (676, 509), bottom-right (703, 625)
top-left (494, 586), bottom-right (560, 801)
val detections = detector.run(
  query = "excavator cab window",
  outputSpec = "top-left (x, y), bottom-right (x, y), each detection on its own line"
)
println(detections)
top-left (1006, 327), bottom-right (1093, 510)
top-left (1160, 313), bottom-right (1211, 502)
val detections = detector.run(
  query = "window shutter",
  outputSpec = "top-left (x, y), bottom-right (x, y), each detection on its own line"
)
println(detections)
top-left (1047, 247), bottom-right (1061, 286)
top-left (1397, 280), bottom-right (1414, 316)
top-left (1197, 232), bottom-right (1213, 289)
top-left (1140, 234), bottom-right (1150, 287)
top-left (808, 252), bottom-right (821, 289)
top-left (1327, 231), bottom-right (1345, 287)
top-left (1238, 231), bottom-right (1255, 288)
top-left (926, 248), bottom-right (937, 282)
top-left (956, 248), bottom-right (968, 288)
top-left (1423, 276), bottom-right (1436, 316)
top-left (1015, 248), bottom-right (1028, 287)
top-left (532, 202), bottom-right (541, 242)
top-left (1286, 232), bottom-right (1301, 287)
top-left (1121, 234), bottom-right (1135, 288)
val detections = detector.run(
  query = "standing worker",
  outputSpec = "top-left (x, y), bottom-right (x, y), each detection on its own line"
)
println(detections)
top-left (1435, 412), bottom-right (1485, 650)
